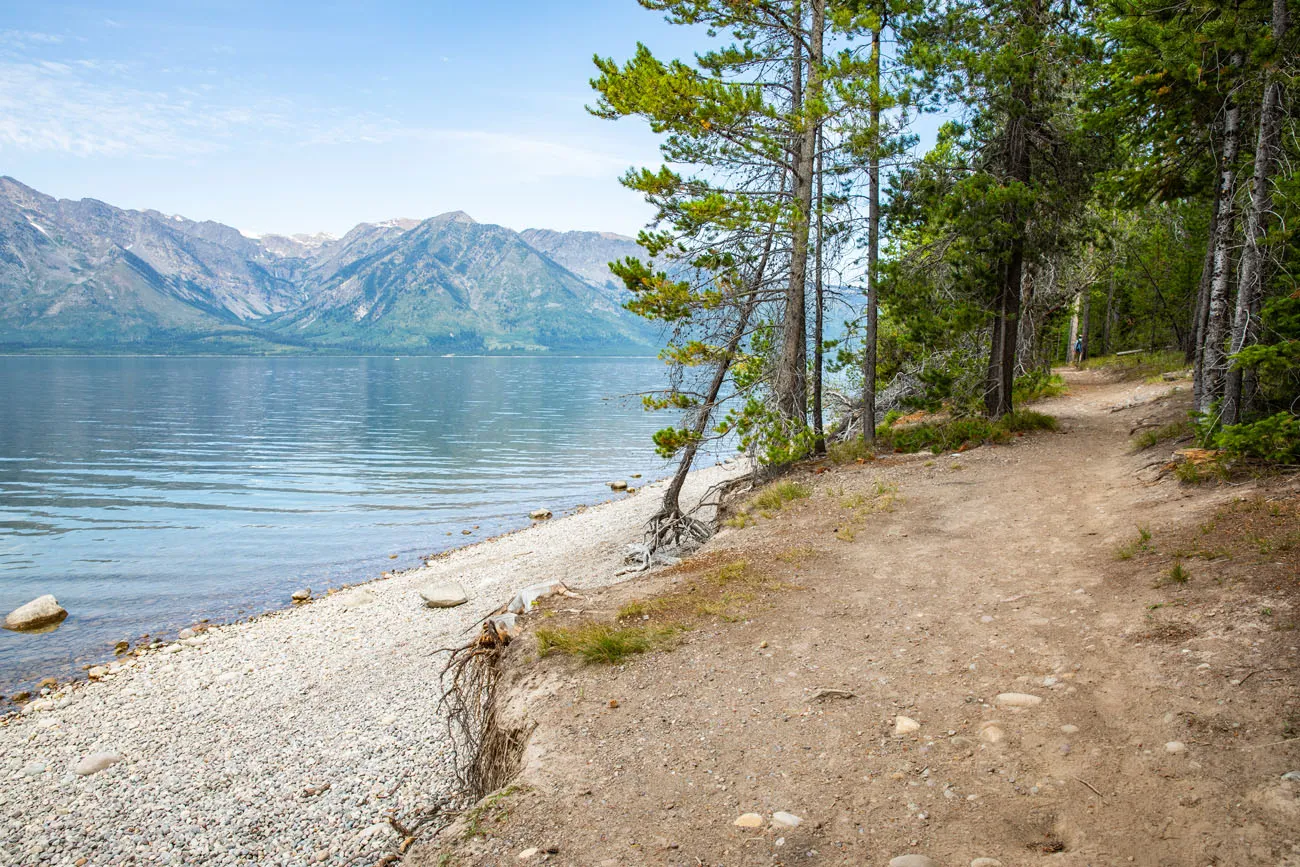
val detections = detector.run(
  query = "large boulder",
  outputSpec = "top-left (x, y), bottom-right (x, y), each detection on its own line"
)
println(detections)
top-left (419, 581), bottom-right (469, 609)
top-left (3, 595), bottom-right (68, 632)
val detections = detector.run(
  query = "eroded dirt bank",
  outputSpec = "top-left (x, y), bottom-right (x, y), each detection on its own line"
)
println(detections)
top-left (410, 371), bottom-right (1299, 867)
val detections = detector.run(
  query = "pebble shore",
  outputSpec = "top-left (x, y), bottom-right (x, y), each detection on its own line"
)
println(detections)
top-left (1, 463), bottom-right (739, 866)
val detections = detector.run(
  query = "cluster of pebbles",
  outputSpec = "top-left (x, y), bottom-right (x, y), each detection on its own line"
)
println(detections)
top-left (1, 464), bottom-right (739, 866)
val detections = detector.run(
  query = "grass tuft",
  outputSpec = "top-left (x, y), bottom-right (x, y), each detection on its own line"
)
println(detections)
top-left (1116, 525), bottom-right (1154, 560)
top-left (536, 623), bottom-right (679, 665)
top-left (1132, 420), bottom-right (1192, 451)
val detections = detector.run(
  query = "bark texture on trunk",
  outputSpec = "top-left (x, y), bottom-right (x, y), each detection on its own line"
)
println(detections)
top-left (1225, 0), bottom-right (1289, 423)
top-left (812, 124), bottom-right (826, 454)
top-left (1199, 87), bottom-right (1242, 416)
top-left (861, 22), bottom-right (882, 442)
top-left (776, 0), bottom-right (823, 425)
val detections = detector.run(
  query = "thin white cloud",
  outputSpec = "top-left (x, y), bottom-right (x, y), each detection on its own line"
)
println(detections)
top-left (0, 52), bottom-right (640, 181)
top-left (1, 30), bottom-right (65, 46)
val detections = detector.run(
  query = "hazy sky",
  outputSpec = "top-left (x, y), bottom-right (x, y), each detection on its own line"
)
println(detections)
top-left (0, 1), bottom-right (712, 237)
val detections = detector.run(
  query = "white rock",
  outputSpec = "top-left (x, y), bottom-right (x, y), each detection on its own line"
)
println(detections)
top-left (994, 692), bottom-right (1043, 708)
top-left (1165, 741), bottom-right (1186, 754)
top-left (3, 595), bottom-right (67, 631)
top-left (890, 856), bottom-right (941, 867)
top-left (971, 859), bottom-right (1004, 867)
top-left (517, 849), bottom-right (539, 860)
top-left (529, 509), bottom-right (552, 520)
top-left (419, 581), bottom-right (469, 609)
top-left (21, 761), bottom-right (46, 776)
top-left (979, 724), bottom-right (1006, 745)
top-left (1060, 724), bottom-right (1079, 734)
top-left (87, 666), bottom-right (108, 681)
top-left (772, 811), bottom-right (802, 829)
top-left (73, 751), bottom-right (122, 776)
top-left (338, 588), bottom-right (377, 610)
top-left (734, 812), bottom-right (763, 828)
top-left (214, 671), bottom-right (240, 685)
top-left (178, 628), bottom-right (195, 640)
top-left (291, 589), bottom-right (311, 602)
top-left (894, 716), bottom-right (921, 735)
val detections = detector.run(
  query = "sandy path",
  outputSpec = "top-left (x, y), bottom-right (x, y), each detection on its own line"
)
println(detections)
top-left (0, 462), bottom-right (742, 867)
top-left (410, 371), bottom-right (1299, 865)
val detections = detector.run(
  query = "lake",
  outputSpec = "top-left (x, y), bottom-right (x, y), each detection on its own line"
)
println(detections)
top-left (0, 355), bottom-right (684, 696)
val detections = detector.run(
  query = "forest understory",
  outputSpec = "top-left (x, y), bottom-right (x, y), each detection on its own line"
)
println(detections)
top-left (409, 368), bottom-right (1299, 867)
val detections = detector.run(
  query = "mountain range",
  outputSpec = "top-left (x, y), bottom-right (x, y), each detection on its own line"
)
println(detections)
top-left (0, 177), bottom-right (654, 354)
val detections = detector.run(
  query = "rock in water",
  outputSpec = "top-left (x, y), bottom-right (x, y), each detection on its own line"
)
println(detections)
top-left (419, 581), bottom-right (469, 609)
top-left (3, 595), bottom-right (68, 632)
top-left (529, 508), bottom-right (552, 520)
top-left (291, 589), bottom-right (311, 603)
top-left (609, 480), bottom-right (628, 491)
top-left (73, 751), bottom-right (122, 776)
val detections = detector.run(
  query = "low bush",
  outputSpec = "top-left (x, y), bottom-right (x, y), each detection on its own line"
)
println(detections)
top-left (874, 409), bottom-right (1058, 454)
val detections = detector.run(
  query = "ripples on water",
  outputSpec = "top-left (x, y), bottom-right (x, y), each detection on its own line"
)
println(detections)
top-left (0, 356), bottom-right (684, 693)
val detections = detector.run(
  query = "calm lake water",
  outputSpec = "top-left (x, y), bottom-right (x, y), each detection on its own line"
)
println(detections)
top-left (0, 356), bottom-right (681, 696)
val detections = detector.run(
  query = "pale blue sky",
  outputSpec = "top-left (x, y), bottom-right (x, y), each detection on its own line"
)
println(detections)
top-left (0, 1), bottom-right (708, 237)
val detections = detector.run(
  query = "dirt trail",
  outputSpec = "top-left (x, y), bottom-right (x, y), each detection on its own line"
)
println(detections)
top-left (411, 371), bottom-right (1299, 867)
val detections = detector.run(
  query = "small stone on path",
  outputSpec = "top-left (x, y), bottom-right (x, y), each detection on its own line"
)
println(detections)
top-left (772, 811), bottom-right (802, 829)
top-left (1165, 741), bottom-right (1186, 754)
top-left (734, 813), bottom-right (763, 828)
top-left (517, 848), bottom-right (539, 860)
top-left (994, 692), bottom-right (1043, 708)
top-left (1061, 724), bottom-right (1079, 734)
top-left (894, 716), bottom-right (921, 735)
top-left (890, 856), bottom-right (941, 867)
top-left (971, 859), bottom-right (1004, 867)
top-left (979, 723), bottom-right (1006, 744)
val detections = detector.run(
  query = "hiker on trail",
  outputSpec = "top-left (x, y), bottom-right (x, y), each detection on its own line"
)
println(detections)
top-left (1074, 335), bottom-right (1085, 365)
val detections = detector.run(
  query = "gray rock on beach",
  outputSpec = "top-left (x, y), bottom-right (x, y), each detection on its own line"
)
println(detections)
top-left (419, 581), bottom-right (469, 608)
top-left (529, 508), bottom-right (552, 520)
top-left (73, 752), bottom-right (122, 776)
top-left (291, 589), bottom-right (311, 603)
top-left (3, 595), bottom-right (68, 631)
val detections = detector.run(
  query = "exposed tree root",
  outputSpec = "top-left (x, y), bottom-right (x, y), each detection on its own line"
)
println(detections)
top-left (438, 618), bottom-right (532, 802)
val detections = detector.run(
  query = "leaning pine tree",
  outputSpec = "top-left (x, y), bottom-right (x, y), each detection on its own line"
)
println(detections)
top-left (590, 0), bottom-right (829, 553)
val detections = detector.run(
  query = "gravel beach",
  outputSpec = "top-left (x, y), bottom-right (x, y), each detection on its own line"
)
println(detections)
top-left (0, 462), bottom-right (740, 866)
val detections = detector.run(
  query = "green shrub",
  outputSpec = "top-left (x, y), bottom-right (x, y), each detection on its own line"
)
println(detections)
top-left (1013, 370), bottom-right (1067, 403)
top-left (1213, 412), bottom-right (1300, 464)
top-left (875, 410), bottom-right (1058, 454)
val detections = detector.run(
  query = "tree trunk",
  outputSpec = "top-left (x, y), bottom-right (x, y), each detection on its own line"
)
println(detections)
top-left (1101, 264), bottom-right (1116, 356)
top-left (776, 0), bottom-right (822, 426)
top-left (656, 217), bottom-right (782, 523)
top-left (1191, 194), bottom-right (1220, 405)
top-left (812, 123), bottom-right (826, 454)
top-left (1067, 292), bottom-right (1080, 365)
top-left (1079, 282), bottom-right (1092, 364)
top-left (862, 21), bottom-right (882, 442)
top-left (1224, 0), bottom-right (1288, 423)
top-left (1199, 79), bottom-right (1242, 416)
